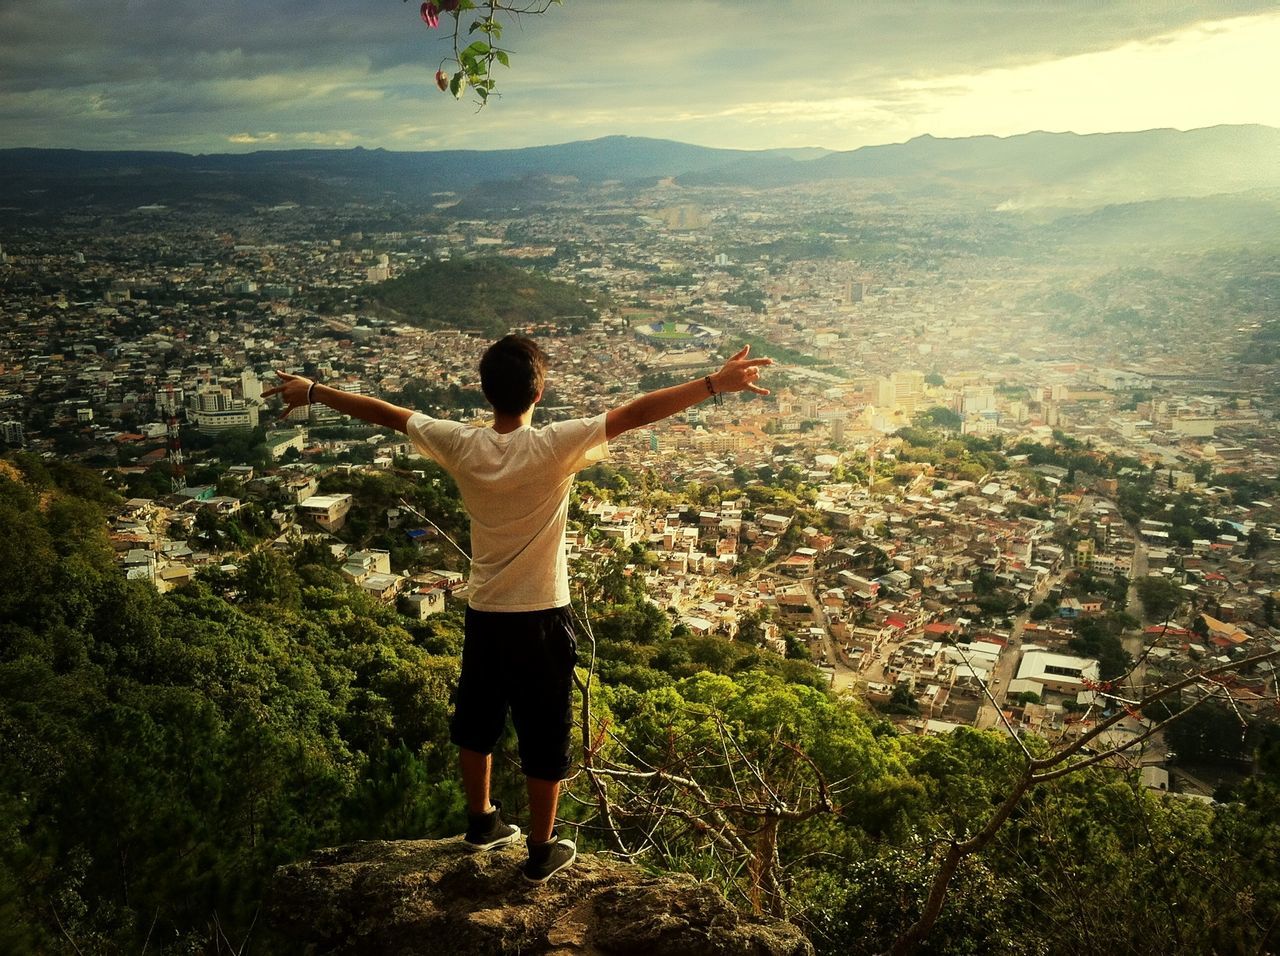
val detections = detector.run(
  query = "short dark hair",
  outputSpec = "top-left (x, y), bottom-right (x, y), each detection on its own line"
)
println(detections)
top-left (479, 335), bottom-right (548, 416)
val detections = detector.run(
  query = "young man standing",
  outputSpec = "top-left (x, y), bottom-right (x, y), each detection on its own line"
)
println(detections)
top-left (266, 337), bottom-right (770, 882)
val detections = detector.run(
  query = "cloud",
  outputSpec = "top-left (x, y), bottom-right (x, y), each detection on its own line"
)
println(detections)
top-left (0, 0), bottom-right (1276, 151)
top-left (892, 14), bottom-right (1280, 141)
top-left (228, 132), bottom-right (281, 144)
top-left (486, 7), bottom-right (1280, 150)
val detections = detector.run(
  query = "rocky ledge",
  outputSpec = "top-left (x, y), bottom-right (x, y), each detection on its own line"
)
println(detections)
top-left (270, 838), bottom-right (813, 955)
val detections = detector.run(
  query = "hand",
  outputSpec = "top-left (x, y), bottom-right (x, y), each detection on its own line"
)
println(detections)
top-left (713, 345), bottom-right (773, 396)
top-left (262, 370), bottom-right (314, 420)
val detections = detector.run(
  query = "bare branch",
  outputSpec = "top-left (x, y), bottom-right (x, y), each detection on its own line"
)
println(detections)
top-left (139, 907), bottom-right (160, 955)
top-left (888, 646), bottom-right (1280, 954)
top-left (49, 904), bottom-right (85, 956)
top-left (570, 590), bottom-right (630, 856)
top-left (1031, 691), bottom-right (1204, 783)
top-left (1033, 647), bottom-right (1280, 771)
top-left (945, 633), bottom-right (1032, 760)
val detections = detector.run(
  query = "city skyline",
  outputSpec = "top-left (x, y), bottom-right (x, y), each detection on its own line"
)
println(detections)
top-left (1, 1), bottom-right (1278, 154)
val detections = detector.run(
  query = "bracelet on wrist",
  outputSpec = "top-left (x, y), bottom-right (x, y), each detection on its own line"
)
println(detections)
top-left (704, 375), bottom-right (722, 406)
top-left (306, 381), bottom-right (317, 405)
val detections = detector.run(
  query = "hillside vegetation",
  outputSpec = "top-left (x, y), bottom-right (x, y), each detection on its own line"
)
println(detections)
top-left (365, 258), bottom-right (603, 338)
top-left (3, 455), bottom-right (1280, 955)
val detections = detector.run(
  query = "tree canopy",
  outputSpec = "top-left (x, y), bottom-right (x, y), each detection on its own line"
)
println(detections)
top-left (4, 455), bottom-right (1280, 954)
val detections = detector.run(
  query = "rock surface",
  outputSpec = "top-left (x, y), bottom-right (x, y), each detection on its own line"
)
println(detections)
top-left (270, 838), bottom-right (814, 955)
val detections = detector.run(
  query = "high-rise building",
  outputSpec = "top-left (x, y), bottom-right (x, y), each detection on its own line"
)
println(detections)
top-left (1, 420), bottom-right (23, 445)
top-left (961, 385), bottom-right (995, 415)
top-left (875, 377), bottom-right (894, 409)
top-left (240, 369), bottom-right (263, 402)
top-left (309, 380), bottom-right (365, 424)
top-left (188, 384), bottom-right (260, 434)
top-left (890, 371), bottom-right (925, 416)
top-left (156, 386), bottom-right (184, 415)
top-left (194, 384), bottom-right (231, 413)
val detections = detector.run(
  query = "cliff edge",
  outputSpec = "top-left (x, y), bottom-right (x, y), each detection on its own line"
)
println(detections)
top-left (269, 838), bottom-right (814, 955)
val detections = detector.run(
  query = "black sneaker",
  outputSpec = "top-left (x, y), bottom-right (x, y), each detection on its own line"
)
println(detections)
top-left (522, 831), bottom-right (577, 884)
top-left (463, 801), bottom-right (521, 852)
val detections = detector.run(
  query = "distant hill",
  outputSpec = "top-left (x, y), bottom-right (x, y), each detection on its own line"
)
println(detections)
top-left (1033, 190), bottom-right (1280, 248)
top-left (360, 258), bottom-right (602, 338)
top-left (680, 125), bottom-right (1280, 208)
top-left (0, 137), bottom-right (776, 212)
top-left (0, 126), bottom-right (1275, 214)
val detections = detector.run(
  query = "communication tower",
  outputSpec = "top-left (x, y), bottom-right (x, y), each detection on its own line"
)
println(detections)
top-left (166, 383), bottom-right (186, 492)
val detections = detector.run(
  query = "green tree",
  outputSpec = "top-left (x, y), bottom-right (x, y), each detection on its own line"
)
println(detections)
top-left (915, 406), bottom-right (962, 431)
top-left (883, 682), bottom-right (920, 715)
top-left (1030, 599), bottom-right (1057, 622)
top-left (1135, 576), bottom-right (1182, 622)
top-left (239, 547), bottom-right (303, 609)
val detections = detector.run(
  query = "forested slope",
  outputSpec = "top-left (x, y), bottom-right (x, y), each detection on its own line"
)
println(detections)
top-left (360, 258), bottom-right (604, 338)
top-left (2, 454), bottom-right (1279, 955)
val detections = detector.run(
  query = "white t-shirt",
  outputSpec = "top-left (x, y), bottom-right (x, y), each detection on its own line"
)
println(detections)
top-left (406, 412), bottom-right (610, 612)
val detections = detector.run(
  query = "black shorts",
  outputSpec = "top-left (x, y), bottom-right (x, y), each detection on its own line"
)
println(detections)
top-left (450, 605), bottom-right (578, 782)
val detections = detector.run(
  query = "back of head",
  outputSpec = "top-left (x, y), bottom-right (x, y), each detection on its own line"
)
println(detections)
top-left (479, 335), bottom-right (548, 417)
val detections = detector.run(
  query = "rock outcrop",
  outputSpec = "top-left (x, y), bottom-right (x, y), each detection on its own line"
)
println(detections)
top-left (270, 838), bottom-right (814, 955)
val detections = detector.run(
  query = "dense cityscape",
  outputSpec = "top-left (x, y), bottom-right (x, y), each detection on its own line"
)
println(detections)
top-left (2, 127), bottom-right (1278, 953)
top-left (4, 156), bottom-right (1277, 763)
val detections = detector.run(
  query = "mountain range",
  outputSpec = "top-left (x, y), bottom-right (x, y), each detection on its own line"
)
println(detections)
top-left (0, 125), bottom-right (1275, 216)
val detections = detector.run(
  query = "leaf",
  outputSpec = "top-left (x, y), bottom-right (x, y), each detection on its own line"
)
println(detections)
top-left (495, 50), bottom-right (510, 68)
top-left (462, 40), bottom-right (490, 57)
top-left (449, 71), bottom-right (466, 99)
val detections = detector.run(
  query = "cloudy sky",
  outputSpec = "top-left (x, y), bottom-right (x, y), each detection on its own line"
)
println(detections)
top-left (1, 0), bottom-right (1277, 154)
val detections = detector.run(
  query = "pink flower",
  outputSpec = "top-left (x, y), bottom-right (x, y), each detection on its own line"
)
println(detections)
top-left (420, 2), bottom-right (440, 28)
top-left (435, 69), bottom-right (450, 92)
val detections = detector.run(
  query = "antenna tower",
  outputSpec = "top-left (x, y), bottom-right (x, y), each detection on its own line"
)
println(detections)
top-left (166, 383), bottom-right (186, 492)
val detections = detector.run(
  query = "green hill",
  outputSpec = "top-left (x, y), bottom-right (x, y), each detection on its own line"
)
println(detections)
top-left (366, 258), bottom-right (603, 337)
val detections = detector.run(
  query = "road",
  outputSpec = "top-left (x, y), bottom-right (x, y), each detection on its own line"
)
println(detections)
top-left (974, 613), bottom-right (1027, 731)
top-left (974, 562), bottom-right (1075, 731)
top-left (792, 575), bottom-right (863, 692)
top-left (1121, 515), bottom-right (1152, 693)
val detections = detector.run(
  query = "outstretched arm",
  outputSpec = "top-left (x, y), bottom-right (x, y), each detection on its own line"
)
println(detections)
top-left (605, 345), bottom-right (772, 441)
top-left (262, 372), bottom-right (415, 433)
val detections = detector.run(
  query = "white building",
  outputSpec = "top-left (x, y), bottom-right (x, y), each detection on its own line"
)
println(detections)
top-left (401, 588), bottom-right (446, 619)
top-left (299, 493), bottom-right (353, 532)
top-left (1172, 417), bottom-right (1215, 438)
top-left (1012, 648), bottom-right (1100, 696)
top-left (240, 369), bottom-right (264, 402)
top-left (189, 384), bottom-right (260, 434)
top-left (267, 428), bottom-right (308, 461)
